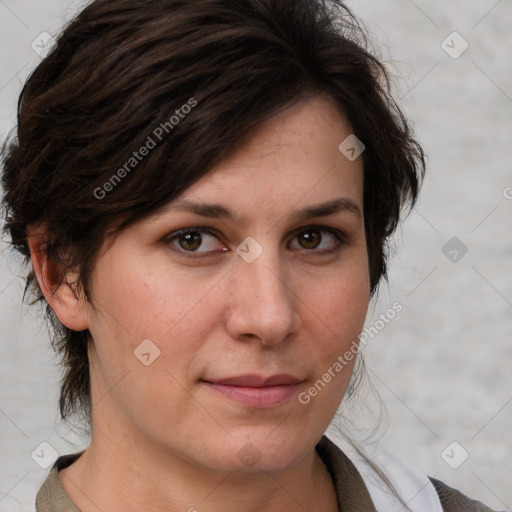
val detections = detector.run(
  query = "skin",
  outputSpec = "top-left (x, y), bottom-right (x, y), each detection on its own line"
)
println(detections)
top-left (29, 95), bottom-right (370, 512)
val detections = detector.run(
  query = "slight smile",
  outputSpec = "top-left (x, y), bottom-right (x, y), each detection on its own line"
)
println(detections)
top-left (201, 374), bottom-right (305, 408)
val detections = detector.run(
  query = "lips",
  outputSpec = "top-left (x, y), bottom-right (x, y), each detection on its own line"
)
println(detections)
top-left (202, 374), bottom-right (304, 408)
top-left (205, 374), bottom-right (303, 387)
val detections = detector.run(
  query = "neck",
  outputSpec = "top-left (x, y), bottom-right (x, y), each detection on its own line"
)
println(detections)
top-left (59, 428), bottom-right (338, 512)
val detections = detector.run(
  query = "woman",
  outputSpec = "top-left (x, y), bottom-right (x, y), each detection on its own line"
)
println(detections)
top-left (0, 0), bottom-right (502, 510)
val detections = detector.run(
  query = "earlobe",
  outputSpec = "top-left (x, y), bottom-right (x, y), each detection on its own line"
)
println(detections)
top-left (27, 223), bottom-right (89, 331)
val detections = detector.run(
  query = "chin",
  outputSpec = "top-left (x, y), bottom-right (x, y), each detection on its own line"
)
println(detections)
top-left (204, 428), bottom-right (315, 475)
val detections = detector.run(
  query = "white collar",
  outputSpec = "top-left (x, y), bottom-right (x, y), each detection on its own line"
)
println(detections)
top-left (329, 435), bottom-right (443, 512)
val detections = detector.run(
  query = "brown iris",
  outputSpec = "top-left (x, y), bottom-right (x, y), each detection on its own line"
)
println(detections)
top-left (298, 230), bottom-right (321, 249)
top-left (179, 232), bottom-right (202, 251)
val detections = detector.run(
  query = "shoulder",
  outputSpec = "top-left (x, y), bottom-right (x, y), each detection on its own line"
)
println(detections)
top-left (428, 477), bottom-right (504, 512)
top-left (35, 452), bottom-right (83, 512)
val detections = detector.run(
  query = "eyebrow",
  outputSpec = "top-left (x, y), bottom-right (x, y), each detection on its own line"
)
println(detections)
top-left (168, 197), bottom-right (362, 223)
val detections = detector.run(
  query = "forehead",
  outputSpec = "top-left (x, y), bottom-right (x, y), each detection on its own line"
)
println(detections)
top-left (165, 95), bottom-right (364, 220)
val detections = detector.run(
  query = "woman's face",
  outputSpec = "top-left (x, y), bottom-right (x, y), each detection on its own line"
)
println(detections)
top-left (82, 95), bottom-right (370, 473)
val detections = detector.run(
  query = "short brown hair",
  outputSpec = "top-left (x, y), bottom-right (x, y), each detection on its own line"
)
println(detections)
top-left (1, 0), bottom-right (425, 423)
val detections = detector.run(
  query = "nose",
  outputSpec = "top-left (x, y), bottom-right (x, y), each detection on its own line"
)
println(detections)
top-left (224, 248), bottom-right (302, 346)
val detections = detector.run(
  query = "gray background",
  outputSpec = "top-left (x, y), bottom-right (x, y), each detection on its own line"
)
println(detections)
top-left (1, 1), bottom-right (511, 511)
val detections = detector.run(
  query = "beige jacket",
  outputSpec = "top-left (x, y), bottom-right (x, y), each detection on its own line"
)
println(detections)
top-left (35, 435), bottom-right (499, 511)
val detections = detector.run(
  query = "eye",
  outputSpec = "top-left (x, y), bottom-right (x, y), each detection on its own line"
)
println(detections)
top-left (289, 226), bottom-right (344, 253)
top-left (164, 225), bottom-right (345, 259)
top-left (166, 227), bottom-right (227, 255)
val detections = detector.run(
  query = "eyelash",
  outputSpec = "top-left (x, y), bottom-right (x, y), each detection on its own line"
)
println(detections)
top-left (164, 225), bottom-right (346, 259)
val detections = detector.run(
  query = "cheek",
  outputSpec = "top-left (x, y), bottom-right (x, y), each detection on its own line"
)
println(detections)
top-left (86, 251), bottom-right (229, 398)
top-left (297, 258), bottom-right (369, 397)
top-left (296, 272), bottom-right (368, 421)
top-left (88, 253), bottom-right (218, 343)
top-left (302, 264), bottom-right (369, 340)
top-left (85, 256), bottom-right (226, 433)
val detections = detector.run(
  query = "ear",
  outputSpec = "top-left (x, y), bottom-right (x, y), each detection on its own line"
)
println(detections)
top-left (27, 223), bottom-right (89, 331)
